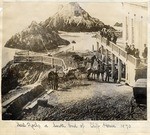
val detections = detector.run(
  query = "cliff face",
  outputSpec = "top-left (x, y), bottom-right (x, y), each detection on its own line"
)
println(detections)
top-left (5, 21), bottom-right (70, 52)
top-left (2, 61), bottom-right (49, 95)
top-left (42, 2), bottom-right (104, 32)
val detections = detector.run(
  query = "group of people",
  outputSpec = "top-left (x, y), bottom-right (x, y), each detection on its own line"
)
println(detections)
top-left (48, 69), bottom-right (59, 90)
top-left (88, 55), bottom-right (119, 83)
top-left (100, 28), bottom-right (118, 45)
top-left (125, 43), bottom-right (140, 58)
top-left (125, 43), bottom-right (148, 59)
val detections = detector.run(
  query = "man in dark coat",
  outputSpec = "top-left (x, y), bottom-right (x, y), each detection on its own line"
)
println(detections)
top-left (53, 69), bottom-right (59, 90)
top-left (134, 49), bottom-right (140, 58)
top-left (130, 45), bottom-right (136, 56)
top-left (125, 43), bottom-right (130, 54)
top-left (106, 33), bottom-right (111, 45)
top-left (48, 71), bottom-right (54, 89)
top-left (100, 63), bottom-right (105, 82)
top-left (143, 44), bottom-right (147, 58)
top-left (113, 67), bottom-right (118, 83)
top-left (112, 33), bottom-right (117, 44)
top-left (91, 55), bottom-right (96, 68)
top-left (105, 65), bottom-right (110, 82)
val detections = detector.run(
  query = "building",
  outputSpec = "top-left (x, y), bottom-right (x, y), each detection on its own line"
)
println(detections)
top-left (122, 3), bottom-right (148, 56)
top-left (96, 2), bottom-right (148, 86)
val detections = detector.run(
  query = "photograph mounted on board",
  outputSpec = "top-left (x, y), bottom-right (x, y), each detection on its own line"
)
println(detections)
top-left (2, 2), bottom-right (148, 120)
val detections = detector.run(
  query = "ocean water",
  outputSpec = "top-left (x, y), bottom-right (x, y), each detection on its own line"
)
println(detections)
top-left (2, 47), bottom-right (19, 67)
top-left (2, 32), bottom-right (123, 68)
top-left (59, 31), bottom-right (98, 52)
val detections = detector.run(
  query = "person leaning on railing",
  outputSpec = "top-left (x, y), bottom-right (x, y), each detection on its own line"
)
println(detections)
top-left (125, 43), bottom-right (130, 54)
top-left (125, 44), bottom-right (136, 56)
top-left (106, 33), bottom-right (111, 45)
top-left (130, 45), bottom-right (136, 56)
top-left (134, 49), bottom-right (140, 58)
top-left (112, 32), bottom-right (117, 44)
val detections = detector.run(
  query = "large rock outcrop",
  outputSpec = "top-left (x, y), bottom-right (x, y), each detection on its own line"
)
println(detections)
top-left (5, 21), bottom-right (70, 52)
top-left (42, 2), bottom-right (104, 32)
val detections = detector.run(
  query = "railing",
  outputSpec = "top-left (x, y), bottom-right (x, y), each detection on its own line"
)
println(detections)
top-left (97, 34), bottom-right (143, 67)
top-left (119, 48), bottom-right (127, 58)
top-left (14, 55), bottom-right (67, 70)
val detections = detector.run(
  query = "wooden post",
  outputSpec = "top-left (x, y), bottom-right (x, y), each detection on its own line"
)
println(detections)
top-left (111, 53), bottom-right (115, 78)
top-left (118, 59), bottom-right (122, 83)
top-left (125, 63), bottom-right (128, 84)
top-left (105, 49), bottom-right (109, 64)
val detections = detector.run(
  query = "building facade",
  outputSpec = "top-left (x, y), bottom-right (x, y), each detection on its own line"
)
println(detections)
top-left (95, 2), bottom-right (148, 86)
top-left (122, 3), bottom-right (148, 56)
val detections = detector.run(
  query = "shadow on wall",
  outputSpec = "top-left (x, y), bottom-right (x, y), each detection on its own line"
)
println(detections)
top-left (135, 67), bottom-right (147, 81)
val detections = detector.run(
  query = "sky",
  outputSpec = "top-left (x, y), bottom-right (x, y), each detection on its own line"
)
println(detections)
top-left (3, 2), bottom-right (124, 44)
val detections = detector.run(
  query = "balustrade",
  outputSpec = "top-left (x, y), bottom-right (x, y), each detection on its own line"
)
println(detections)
top-left (98, 34), bottom-right (142, 67)
top-left (14, 55), bottom-right (67, 70)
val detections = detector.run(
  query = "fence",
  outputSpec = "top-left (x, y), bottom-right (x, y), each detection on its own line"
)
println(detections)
top-left (14, 55), bottom-right (67, 70)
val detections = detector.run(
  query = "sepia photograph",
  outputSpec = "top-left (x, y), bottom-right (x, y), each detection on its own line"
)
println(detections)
top-left (2, 2), bottom-right (148, 121)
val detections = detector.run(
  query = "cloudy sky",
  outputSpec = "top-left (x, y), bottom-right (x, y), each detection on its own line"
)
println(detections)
top-left (3, 2), bottom-right (124, 44)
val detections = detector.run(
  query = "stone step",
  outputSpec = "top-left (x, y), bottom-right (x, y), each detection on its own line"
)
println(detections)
top-left (24, 89), bottom-right (54, 110)
top-left (2, 93), bottom-right (23, 108)
top-left (2, 84), bottom-right (39, 108)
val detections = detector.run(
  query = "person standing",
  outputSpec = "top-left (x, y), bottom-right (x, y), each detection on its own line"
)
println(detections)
top-left (48, 71), bottom-right (54, 89)
top-left (100, 62), bottom-right (105, 82)
top-left (106, 33), bottom-right (111, 45)
top-left (105, 65), bottom-right (110, 82)
top-left (143, 44), bottom-right (147, 58)
top-left (134, 49), bottom-right (140, 58)
top-left (91, 55), bottom-right (96, 68)
top-left (113, 67), bottom-right (118, 83)
top-left (130, 45), bottom-right (136, 56)
top-left (125, 43), bottom-right (130, 54)
top-left (112, 33), bottom-right (117, 44)
top-left (142, 44), bottom-right (147, 63)
top-left (53, 69), bottom-right (59, 90)
top-left (97, 59), bottom-right (101, 81)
